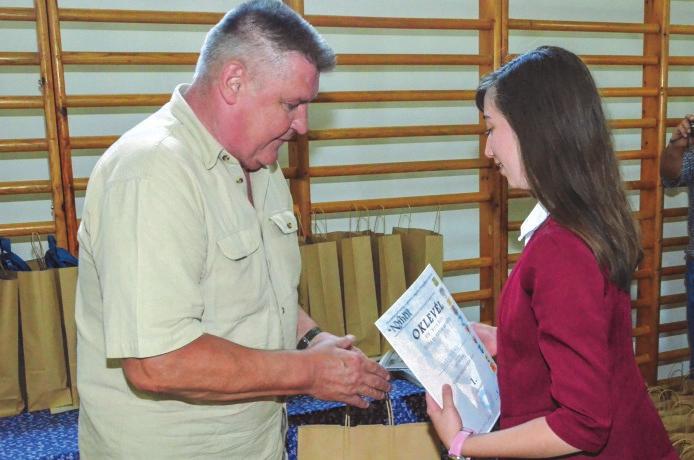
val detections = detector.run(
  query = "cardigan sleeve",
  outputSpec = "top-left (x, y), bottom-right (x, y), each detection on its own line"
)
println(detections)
top-left (522, 228), bottom-right (612, 453)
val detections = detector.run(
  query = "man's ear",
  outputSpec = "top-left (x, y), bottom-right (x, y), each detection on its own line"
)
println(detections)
top-left (219, 60), bottom-right (245, 105)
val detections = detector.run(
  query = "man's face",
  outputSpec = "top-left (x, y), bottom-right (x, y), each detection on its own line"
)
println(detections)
top-left (231, 52), bottom-right (319, 171)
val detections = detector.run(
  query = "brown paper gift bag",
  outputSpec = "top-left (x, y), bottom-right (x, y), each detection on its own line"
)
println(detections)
top-left (375, 234), bottom-right (407, 353)
top-left (18, 268), bottom-right (73, 411)
top-left (303, 240), bottom-right (345, 336)
top-left (55, 267), bottom-right (79, 406)
top-left (298, 243), bottom-right (310, 315)
top-left (0, 274), bottom-right (24, 417)
top-left (298, 399), bottom-right (442, 460)
top-left (340, 235), bottom-right (380, 357)
top-left (392, 226), bottom-right (443, 285)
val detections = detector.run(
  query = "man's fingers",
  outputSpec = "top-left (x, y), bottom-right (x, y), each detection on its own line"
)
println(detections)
top-left (345, 395), bottom-right (369, 409)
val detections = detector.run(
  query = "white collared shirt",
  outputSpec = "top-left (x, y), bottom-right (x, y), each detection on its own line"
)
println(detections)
top-left (518, 202), bottom-right (549, 246)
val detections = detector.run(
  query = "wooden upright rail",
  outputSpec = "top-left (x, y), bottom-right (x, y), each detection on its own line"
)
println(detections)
top-left (0, 2), bottom-right (67, 247)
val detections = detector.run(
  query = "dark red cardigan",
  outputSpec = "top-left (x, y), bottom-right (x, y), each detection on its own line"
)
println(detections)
top-left (496, 218), bottom-right (676, 459)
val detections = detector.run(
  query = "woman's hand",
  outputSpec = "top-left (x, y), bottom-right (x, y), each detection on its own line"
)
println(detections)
top-left (473, 322), bottom-right (498, 357)
top-left (425, 384), bottom-right (463, 449)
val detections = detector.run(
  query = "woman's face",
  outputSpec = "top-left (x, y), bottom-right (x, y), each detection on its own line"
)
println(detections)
top-left (482, 90), bottom-right (530, 190)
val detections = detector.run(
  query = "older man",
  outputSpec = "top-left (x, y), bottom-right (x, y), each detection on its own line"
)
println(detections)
top-left (76, 1), bottom-right (390, 458)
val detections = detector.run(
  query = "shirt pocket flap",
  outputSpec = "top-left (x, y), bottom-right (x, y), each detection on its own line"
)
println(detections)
top-left (269, 210), bottom-right (298, 235)
top-left (217, 227), bottom-right (261, 261)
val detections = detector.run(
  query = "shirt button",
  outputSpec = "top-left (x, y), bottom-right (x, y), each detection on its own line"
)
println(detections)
top-left (282, 307), bottom-right (286, 314)
top-left (236, 177), bottom-right (244, 184)
top-left (222, 154), bottom-right (230, 161)
top-left (287, 222), bottom-right (293, 229)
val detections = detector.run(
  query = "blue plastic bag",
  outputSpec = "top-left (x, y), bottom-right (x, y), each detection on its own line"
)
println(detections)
top-left (0, 238), bottom-right (31, 272)
top-left (44, 235), bottom-right (78, 268)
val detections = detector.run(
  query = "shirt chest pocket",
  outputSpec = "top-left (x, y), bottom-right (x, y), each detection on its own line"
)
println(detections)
top-left (217, 226), bottom-right (261, 261)
top-left (264, 210), bottom-right (301, 300)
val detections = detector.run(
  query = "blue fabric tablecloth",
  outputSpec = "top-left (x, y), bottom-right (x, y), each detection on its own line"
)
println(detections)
top-left (0, 379), bottom-right (425, 460)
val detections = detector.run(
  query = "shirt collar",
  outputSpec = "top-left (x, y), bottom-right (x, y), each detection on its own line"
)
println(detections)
top-left (518, 202), bottom-right (549, 246)
top-left (168, 83), bottom-right (228, 170)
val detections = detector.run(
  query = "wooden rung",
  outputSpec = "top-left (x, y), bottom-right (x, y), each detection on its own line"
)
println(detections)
top-left (616, 149), bottom-right (656, 160)
top-left (0, 96), bottom-right (43, 109)
top-left (70, 135), bottom-right (118, 149)
top-left (633, 268), bottom-right (651, 280)
top-left (336, 54), bottom-right (493, 66)
top-left (662, 236), bottom-right (689, 248)
top-left (60, 52), bottom-right (493, 67)
top-left (0, 180), bottom-right (52, 196)
top-left (66, 93), bottom-right (169, 108)
top-left (631, 298), bottom-right (649, 309)
top-left (633, 325), bottom-right (651, 337)
top-left (660, 265), bottom-right (685, 277)
top-left (310, 159), bottom-right (491, 178)
top-left (670, 24), bottom-right (694, 35)
top-left (662, 207), bottom-right (687, 219)
top-left (660, 293), bottom-right (686, 305)
top-left (315, 90), bottom-right (477, 103)
top-left (305, 15), bottom-right (493, 30)
top-left (668, 87), bottom-right (694, 97)
top-left (600, 87), bottom-right (659, 97)
top-left (610, 118), bottom-right (657, 129)
top-left (508, 18), bottom-right (659, 34)
top-left (634, 353), bottom-right (651, 365)
top-left (658, 348), bottom-right (690, 364)
top-left (308, 124), bottom-right (485, 141)
top-left (0, 221), bottom-right (55, 238)
top-left (507, 189), bottom-right (530, 199)
top-left (58, 8), bottom-right (223, 25)
top-left (443, 257), bottom-right (493, 272)
top-left (0, 52), bottom-right (39, 66)
top-left (62, 51), bottom-right (198, 66)
top-left (0, 138), bottom-right (48, 153)
top-left (508, 252), bottom-right (520, 263)
top-left (625, 179), bottom-right (656, 190)
top-left (453, 288), bottom-right (493, 303)
top-left (670, 56), bottom-right (694, 66)
top-left (659, 320), bottom-right (687, 334)
top-left (0, 7), bottom-right (35, 21)
top-left (310, 191), bottom-right (491, 213)
top-left (505, 53), bottom-right (658, 66)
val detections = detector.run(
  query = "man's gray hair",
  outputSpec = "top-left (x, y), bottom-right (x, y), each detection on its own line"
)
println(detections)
top-left (194, 0), bottom-right (335, 82)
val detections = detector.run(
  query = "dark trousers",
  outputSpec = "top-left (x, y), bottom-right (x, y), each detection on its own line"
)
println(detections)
top-left (686, 256), bottom-right (694, 375)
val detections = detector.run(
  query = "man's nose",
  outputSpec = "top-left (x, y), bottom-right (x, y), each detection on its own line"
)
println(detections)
top-left (291, 105), bottom-right (308, 135)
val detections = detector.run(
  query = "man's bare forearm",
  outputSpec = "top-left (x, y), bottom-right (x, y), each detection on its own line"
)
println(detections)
top-left (122, 333), bottom-right (314, 402)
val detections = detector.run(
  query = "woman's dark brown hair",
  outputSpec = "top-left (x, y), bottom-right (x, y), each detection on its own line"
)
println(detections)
top-left (475, 46), bottom-right (641, 291)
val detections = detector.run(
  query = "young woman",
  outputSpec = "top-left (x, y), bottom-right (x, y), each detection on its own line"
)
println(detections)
top-left (426, 46), bottom-right (676, 459)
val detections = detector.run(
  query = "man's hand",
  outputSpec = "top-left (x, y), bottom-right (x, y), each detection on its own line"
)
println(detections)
top-left (669, 115), bottom-right (693, 149)
top-left (305, 334), bottom-right (391, 408)
top-left (426, 384), bottom-right (463, 449)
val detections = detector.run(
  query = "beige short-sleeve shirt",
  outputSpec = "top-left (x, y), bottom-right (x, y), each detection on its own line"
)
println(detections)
top-left (76, 84), bottom-right (300, 459)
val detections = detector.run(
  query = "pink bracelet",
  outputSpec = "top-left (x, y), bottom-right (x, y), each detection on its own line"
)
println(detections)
top-left (448, 428), bottom-right (474, 459)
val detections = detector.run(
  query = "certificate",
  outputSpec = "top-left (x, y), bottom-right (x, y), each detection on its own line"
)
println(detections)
top-left (375, 265), bottom-right (500, 433)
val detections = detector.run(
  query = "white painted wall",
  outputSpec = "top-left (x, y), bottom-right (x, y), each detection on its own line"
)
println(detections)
top-left (1, 0), bottom-right (692, 379)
